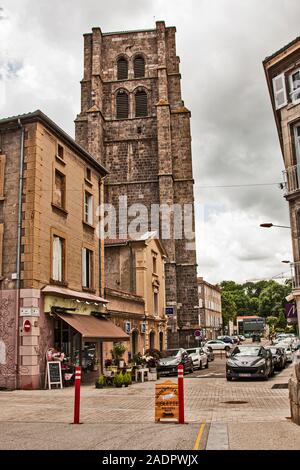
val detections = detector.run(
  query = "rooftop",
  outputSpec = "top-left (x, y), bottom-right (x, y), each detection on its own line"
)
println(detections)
top-left (0, 110), bottom-right (108, 175)
top-left (263, 35), bottom-right (300, 64)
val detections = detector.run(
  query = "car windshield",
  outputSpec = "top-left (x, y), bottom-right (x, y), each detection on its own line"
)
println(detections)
top-left (232, 346), bottom-right (261, 357)
top-left (161, 349), bottom-right (180, 358)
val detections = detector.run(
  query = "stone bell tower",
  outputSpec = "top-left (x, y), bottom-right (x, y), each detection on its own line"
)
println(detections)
top-left (75, 21), bottom-right (199, 347)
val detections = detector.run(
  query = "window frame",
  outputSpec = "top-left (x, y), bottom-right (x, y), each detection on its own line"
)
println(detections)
top-left (53, 168), bottom-right (66, 210)
top-left (272, 73), bottom-right (288, 110)
top-left (117, 57), bottom-right (128, 81)
top-left (84, 190), bottom-right (93, 226)
top-left (51, 233), bottom-right (66, 284)
top-left (133, 55), bottom-right (145, 78)
top-left (82, 246), bottom-right (94, 290)
top-left (289, 68), bottom-right (300, 105)
top-left (135, 89), bottom-right (148, 117)
top-left (116, 89), bottom-right (129, 120)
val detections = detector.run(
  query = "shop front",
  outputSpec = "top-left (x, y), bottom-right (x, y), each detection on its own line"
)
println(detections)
top-left (42, 286), bottom-right (129, 386)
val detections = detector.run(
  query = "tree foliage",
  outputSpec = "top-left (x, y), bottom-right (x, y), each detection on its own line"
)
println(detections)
top-left (220, 279), bottom-right (291, 329)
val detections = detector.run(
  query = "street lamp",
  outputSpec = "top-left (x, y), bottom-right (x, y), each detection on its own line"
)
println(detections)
top-left (260, 223), bottom-right (291, 229)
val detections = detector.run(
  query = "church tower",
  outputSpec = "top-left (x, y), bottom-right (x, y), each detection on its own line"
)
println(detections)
top-left (75, 21), bottom-right (199, 347)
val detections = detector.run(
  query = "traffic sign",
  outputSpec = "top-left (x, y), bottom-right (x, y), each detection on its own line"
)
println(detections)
top-left (194, 330), bottom-right (201, 337)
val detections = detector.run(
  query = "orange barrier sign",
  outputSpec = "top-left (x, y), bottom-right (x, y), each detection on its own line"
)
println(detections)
top-left (155, 380), bottom-right (179, 423)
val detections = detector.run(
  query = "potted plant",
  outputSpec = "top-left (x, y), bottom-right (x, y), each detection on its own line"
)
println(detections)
top-left (95, 374), bottom-right (106, 389)
top-left (123, 372), bottom-right (132, 387)
top-left (113, 372), bottom-right (124, 388)
top-left (111, 343), bottom-right (126, 367)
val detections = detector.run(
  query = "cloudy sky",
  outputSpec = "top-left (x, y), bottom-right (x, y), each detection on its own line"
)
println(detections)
top-left (0, 0), bottom-right (299, 284)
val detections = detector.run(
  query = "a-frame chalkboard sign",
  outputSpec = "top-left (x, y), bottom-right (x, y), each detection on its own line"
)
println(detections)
top-left (46, 361), bottom-right (63, 389)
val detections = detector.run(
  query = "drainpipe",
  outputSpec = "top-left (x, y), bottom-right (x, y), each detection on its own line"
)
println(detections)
top-left (15, 119), bottom-right (25, 389)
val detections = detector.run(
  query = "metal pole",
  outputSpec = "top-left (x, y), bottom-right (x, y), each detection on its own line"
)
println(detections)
top-left (73, 366), bottom-right (81, 424)
top-left (177, 364), bottom-right (184, 424)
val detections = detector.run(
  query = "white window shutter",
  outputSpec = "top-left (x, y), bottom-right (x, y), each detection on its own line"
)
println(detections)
top-left (88, 195), bottom-right (93, 225)
top-left (53, 236), bottom-right (62, 281)
top-left (272, 73), bottom-right (287, 110)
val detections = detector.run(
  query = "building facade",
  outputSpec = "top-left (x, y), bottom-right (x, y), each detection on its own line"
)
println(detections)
top-left (0, 110), bottom-right (129, 390)
top-left (197, 277), bottom-right (222, 340)
top-left (75, 21), bottom-right (199, 348)
top-left (104, 233), bottom-right (167, 362)
top-left (264, 37), bottom-right (300, 334)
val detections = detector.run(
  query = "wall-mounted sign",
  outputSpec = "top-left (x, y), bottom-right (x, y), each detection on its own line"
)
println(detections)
top-left (165, 307), bottom-right (174, 316)
top-left (46, 361), bottom-right (63, 389)
top-left (20, 307), bottom-right (40, 317)
top-left (23, 319), bottom-right (31, 333)
top-left (155, 380), bottom-right (179, 423)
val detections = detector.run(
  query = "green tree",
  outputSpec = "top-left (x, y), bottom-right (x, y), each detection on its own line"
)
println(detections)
top-left (221, 291), bottom-right (237, 326)
top-left (266, 315), bottom-right (278, 334)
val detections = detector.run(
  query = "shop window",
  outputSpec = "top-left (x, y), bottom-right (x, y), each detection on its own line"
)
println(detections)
top-left (53, 169), bottom-right (66, 209)
top-left (84, 191), bottom-right (93, 225)
top-left (52, 235), bottom-right (65, 283)
top-left (82, 247), bottom-right (93, 289)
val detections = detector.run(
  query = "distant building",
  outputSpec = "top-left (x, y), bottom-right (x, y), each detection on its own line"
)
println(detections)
top-left (104, 233), bottom-right (168, 361)
top-left (197, 277), bottom-right (222, 339)
top-left (263, 37), bottom-right (300, 334)
top-left (236, 316), bottom-right (265, 335)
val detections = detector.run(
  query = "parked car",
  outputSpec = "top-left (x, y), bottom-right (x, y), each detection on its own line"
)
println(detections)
top-left (226, 345), bottom-right (273, 381)
top-left (238, 335), bottom-right (246, 342)
top-left (217, 335), bottom-right (234, 344)
top-left (265, 346), bottom-right (286, 371)
top-left (206, 340), bottom-right (232, 351)
top-left (157, 348), bottom-right (194, 376)
top-left (186, 348), bottom-right (208, 370)
top-left (203, 345), bottom-right (214, 362)
top-left (276, 343), bottom-right (294, 363)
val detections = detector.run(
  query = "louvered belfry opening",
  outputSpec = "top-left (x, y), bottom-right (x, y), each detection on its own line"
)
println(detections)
top-left (134, 56), bottom-right (145, 78)
top-left (116, 90), bottom-right (129, 119)
top-left (135, 90), bottom-right (148, 117)
top-left (117, 58), bottom-right (128, 80)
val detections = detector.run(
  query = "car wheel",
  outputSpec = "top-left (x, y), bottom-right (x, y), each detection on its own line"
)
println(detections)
top-left (205, 361), bottom-right (209, 369)
top-left (199, 361), bottom-right (202, 370)
top-left (226, 376), bottom-right (232, 381)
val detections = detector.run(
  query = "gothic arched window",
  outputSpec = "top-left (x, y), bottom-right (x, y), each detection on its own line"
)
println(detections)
top-left (116, 90), bottom-right (129, 119)
top-left (117, 58), bottom-right (128, 80)
top-left (135, 90), bottom-right (148, 117)
top-left (134, 56), bottom-right (145, 78)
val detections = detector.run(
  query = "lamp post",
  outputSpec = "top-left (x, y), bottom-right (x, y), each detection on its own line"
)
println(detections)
top-left (260, 223), bottom-right (291, 229)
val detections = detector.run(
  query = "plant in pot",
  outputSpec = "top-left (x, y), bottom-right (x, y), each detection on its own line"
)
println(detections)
top-left (95, 374), bottom-right (106, 389)
top-left (113, 372), bottom-right (124, 388)
top-left (111, 343), bottom-right (126, 367)
top-left (145, 348), bottom-right (161, 372)
top-left (123, 372), bottom-right (132, 387)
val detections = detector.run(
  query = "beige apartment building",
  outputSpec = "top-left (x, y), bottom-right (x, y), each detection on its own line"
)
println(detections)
top-left (104, 233), bottom-right (168, 362)
top-left (264, 37), bottom-right (300, 333)
top-left (0, 110), bottom-right (128, 390)
top-left (197, 277), bottom-right (222, 340)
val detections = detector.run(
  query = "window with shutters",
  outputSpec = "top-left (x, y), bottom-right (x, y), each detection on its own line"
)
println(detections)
top-left (289, 68), bottom-right (300, 105)
top-left (0, 223), bottom-right (3, 278)
top-left (0, 154), bottom-right (5, 199)
top-left (82, 247), bottom-right (93, 289)
top-left (135, 90), bottom-right (148, 117)
top-left (116, 90), bottom-right (129, 119)
top-left (52, 235), bottom-right (65, 283)
top-left (134, 56), bottom-right (145, 78)
top-left (294, 123), bottom-right (300, 164)
top-left (117, 57), bottom-right (128, 80)
top-left (272, 73), bottom-right (287, 110)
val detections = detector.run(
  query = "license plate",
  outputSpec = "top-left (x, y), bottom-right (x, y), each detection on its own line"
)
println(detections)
top-left (238, 373), bottom-right (251, 377)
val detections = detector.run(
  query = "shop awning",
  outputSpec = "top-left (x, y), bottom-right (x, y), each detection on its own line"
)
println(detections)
top-left (55, 313), bottom-right (130, 341)
top-left (42, 285), bottom-right (108, 304)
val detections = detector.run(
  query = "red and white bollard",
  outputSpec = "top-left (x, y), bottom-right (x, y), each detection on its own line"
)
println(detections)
top-left (177, 364), bottom-right (185, 424)
top-left (73, 366), bottom-right (81, 424)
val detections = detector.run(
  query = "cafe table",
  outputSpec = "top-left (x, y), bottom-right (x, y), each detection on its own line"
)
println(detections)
top-left (135, 367), bottom-right (149, 383)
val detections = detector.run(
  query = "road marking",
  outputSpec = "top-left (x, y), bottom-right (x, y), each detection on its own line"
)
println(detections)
top-left (193, 421), bottom-right (206, 450)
